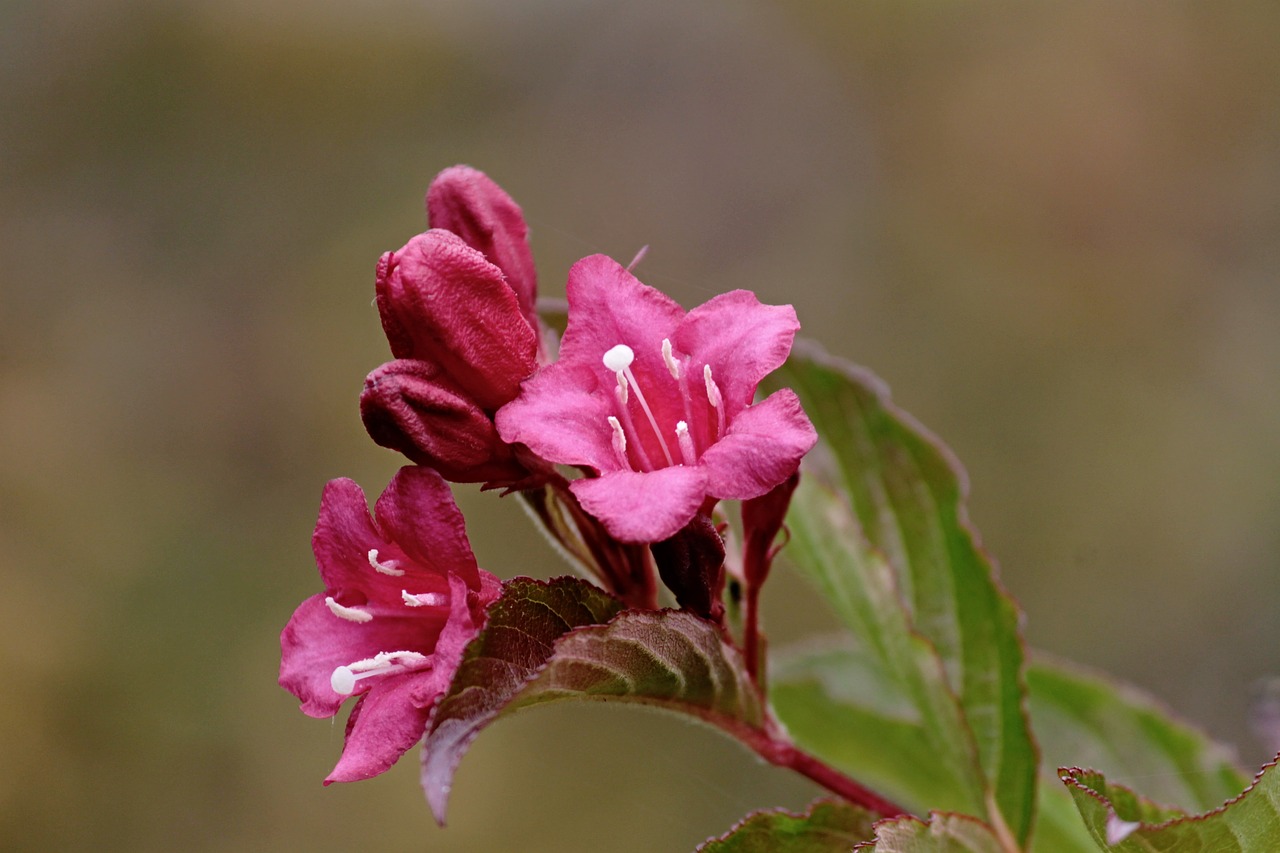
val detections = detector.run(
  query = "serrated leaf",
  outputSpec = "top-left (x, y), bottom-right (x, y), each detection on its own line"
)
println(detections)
top-left (860, 812), bottom-right (1008, 852)
top-left (421, 576), bottom-right (624, 822)
top-left (422, 576), bottom-right (767, 823)
top-left (1061, 760), bottom-right (1280, 851)
top-left (509, 608), bottom-right (765, 725)
top-left (1027, 656), bottom-right (1246, 813)
top-left (766, 346), bottom-right (1036, 841)
top-left (697, 799), bottom-right (878, 852)
top-left (1027, 656), bottom-right (1247, 853)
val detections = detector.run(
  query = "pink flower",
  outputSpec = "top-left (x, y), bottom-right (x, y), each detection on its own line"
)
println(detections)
top-left (279, 466), bottom-right (501, 783)
top-left (495, 255), bottom-right (817, 543)
top-left (361, 167), bottom-right (542, 483)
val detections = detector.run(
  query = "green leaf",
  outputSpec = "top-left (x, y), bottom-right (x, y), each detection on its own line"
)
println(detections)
top-left (862, 812), bottom-right (1009, 852)
top-left (766, 345), bottom-right (1037, 841)
top-left (422, 576), bottom-right (624, 822)
top-left (697, 799), bottom-right (878, 852)
top-left (770, 640), bottom-right (984, 816)
top-left (422, 576), bottom-right (766, 823)
top-left (508, 608), bottom-right (765, 727)
top-left (1027, 655), bottom-right (1246, 813)
top-left (1027, 656), bottom-right (1248, 853)
top-left (1062, 760), bottom-right (1280, 851)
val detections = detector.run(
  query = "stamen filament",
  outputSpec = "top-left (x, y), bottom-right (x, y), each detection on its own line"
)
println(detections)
top-left (675, 421), bottom-right (697, 466)
top-left (610, 403), bottom-right (655, 471)
top-left (368, 549), bottom-right (404, 576)
top-left (608, 416), bottom-right (631, 470)
top-left (325, 596), bottom-right (373, 623)
top-left (402, 590), bottom-right (447, 607)
top-left (620, 364), bottom-right (674, 467)
top-left (704, 364), bottom-right (726, 440)
top-left (662, 338), bottom-right (680, 379)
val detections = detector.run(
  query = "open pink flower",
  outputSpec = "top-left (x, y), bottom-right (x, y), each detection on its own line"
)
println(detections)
top-left (279, 466), bottom-right (501, 783)
top-left (495, 254), bottom-right (817, 542)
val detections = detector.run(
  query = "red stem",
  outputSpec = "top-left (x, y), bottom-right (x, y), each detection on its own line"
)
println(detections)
top-left (740, 721), bottom-right (909, 818)
top-left (743, 582), bottom-right (762, 682)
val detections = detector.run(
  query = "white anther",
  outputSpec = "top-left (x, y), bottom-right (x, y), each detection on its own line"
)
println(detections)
top-left (662, 338), bottom-right (680, 379)
top-left (402, 590), bottom-right (446, 607)
top-left (704, 365), bottom-right (726, 440)
top-left (368, 549), bottom-right (404, 576)
top-left (330, 650), bottom-right (429, 695)
top-left (608, 416), bottom-right (630, 469)
top-left (675, 421), bottom-right (697, 466)
top-left (703, 364), bottom-right (722, 409)
top-left (325, 596), bottom-right (373, 623)
top-left (602, 344), bottom-right (635, 372)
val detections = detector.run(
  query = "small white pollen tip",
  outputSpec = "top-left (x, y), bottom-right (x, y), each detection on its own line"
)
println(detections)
top-left (331, 666), bottom-right (356, 695)
top-left (602, 344), bottom-right (635, 372)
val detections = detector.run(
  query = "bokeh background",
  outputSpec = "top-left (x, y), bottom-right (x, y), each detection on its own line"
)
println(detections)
top-left (3, 1), bottom-right (1279, 850)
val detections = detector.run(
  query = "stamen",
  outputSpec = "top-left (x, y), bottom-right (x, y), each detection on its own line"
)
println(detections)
top-left (402, 590), bottom-right (447, 607)
top-left (704, 364), bottom-right (726, 440)
top-left (329, 650), bottom-right (429, 696)
top-left (608, 416), bottom-right (630, 469)
top-left (325, 596), bottom-right (373, 623)
top-left (367, 549), bottom-right (404, 577)
top-left (603, 342), bottom-right (675, 468)
top-left (662, 338), bottom-right (680, 379)
top-left (703, 364), bottom-right (722, 409)
top-left (675, 421), bottom-right (697, 466)
top-left (623, 369), bottom-right (674, 467)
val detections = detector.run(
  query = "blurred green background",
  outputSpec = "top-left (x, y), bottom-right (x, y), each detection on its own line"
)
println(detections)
top-left (3, 1), bottom-right (1279, 850)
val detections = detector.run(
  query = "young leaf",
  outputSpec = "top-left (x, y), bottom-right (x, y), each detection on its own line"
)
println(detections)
top-left (766, 345), bottom-right (1036, 841)
top-left (1061, 759), bottom-right (1280, 851)
top-left (859, 812), bottom-right (1009, 852)
top-left (422, 576), bottom-right (766, 823)
top-left (697, 799), bottom-right (878, 852)
top-left (421, 576), bottom-right (624, 822)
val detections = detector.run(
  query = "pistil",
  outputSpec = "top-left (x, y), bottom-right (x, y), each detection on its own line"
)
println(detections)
top-left (330, 650), bottom-right (429, 696)
top-left (602, 344), bottom-right (675, 467)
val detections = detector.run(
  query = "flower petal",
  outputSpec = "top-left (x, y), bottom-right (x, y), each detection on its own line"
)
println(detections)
top-left (326, 575), bottom-right (486, 784)
top-left (360, 360), bottom-right (527, 483)
top-left (325, 674), bottom-right (433, 783)
top-left (570, 466), bottom-right (708, 543)
top-left (376, 230), bottom-right (537, 410)
top-left (310, 478), bottom-right (390, 593)
top-left (674, 290), bottom-right (799, 415)
top-left (495, 363), bottom-right (617, 472)
top-left (426, 165), bottom-right (539, 331)
top-left (699, 389), bottom-right (817, 500)
top-left (374, 467), bottom-right (481, 589)
top-left (278, 593), bottom-right (447, 718)
top-left (558, 255), bottom-right (685, 372)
